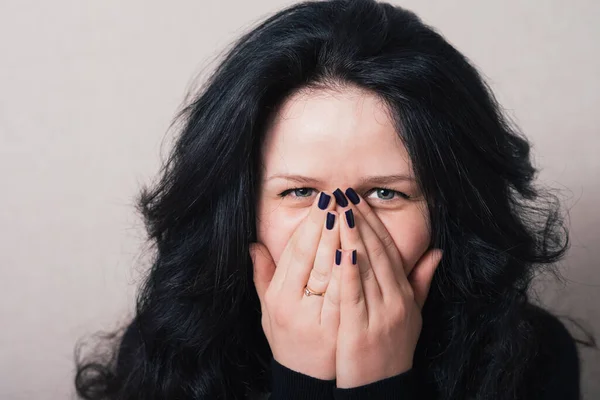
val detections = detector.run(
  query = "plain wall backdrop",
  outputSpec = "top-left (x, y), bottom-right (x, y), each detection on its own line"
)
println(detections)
top-left (1, 0), bottom-right (598, 399)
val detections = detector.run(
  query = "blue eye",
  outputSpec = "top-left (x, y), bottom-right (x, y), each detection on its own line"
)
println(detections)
top-left (279, 188), bottom-right (316, 198)
top-left (376, 189), bottom-right (395, 200)
top-left (367, 188), bottom-right (410, 201)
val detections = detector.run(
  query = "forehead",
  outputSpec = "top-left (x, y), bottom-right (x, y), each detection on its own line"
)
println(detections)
top-left (261, 87), bottom-right (412, 177)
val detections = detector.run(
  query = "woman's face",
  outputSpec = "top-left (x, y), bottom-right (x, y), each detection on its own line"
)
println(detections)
top-left (257, 86), bottom-right (430, 277)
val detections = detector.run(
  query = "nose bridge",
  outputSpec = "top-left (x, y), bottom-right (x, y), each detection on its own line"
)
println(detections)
top-left (322, 158), bottom-right (361, 194)
top-left (324, 179), bottom-right (352, 197)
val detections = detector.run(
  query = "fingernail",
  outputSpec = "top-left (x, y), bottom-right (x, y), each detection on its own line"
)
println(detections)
top-left (335, 249), bottom-right (342, 265)
top-left (345, 209), bottom-right (355, 228)
top-left (333, 188), bottom-right (349, 207)
top-left (326, 212), bottom-right (335, 230)
top-left (318, 192), bottom-right (331, 210)
top-left (351, 249), bottom-right (357, 265)
top-left (345, 188), bottom-right (360, 205)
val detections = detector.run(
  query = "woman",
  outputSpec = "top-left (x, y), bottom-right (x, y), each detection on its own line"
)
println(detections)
top-left (75, 0), bottom-right (594, 399)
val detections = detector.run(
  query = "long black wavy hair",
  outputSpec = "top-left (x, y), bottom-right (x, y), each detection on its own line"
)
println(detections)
top-left (75, 0), bottom-right (592, 399)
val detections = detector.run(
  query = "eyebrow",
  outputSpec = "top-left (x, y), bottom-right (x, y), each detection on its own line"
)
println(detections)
top-left (266, 174), bottom-right (415, 185)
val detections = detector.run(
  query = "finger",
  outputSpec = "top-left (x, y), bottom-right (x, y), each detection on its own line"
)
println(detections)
top-left (305, 211), bottom-right (340, 297)
top-left (407, 248), bottom-right (443, 310)
top-left (345, 188), bottom-right (405, 279)
top-left (249, 242), bottom-right (276, 309)
top-left (321, 250), bottom-right (341, 330)
top-left (270, 191), bottom-right (333, 292)
top-left (344, 196), bottom-right (403, 300)
top-left (339, 249), bottom-right (368, 329)
top-left (282, 191), bottom-right (336, 296)
top-left (339, 206), bottom-right (381, 303)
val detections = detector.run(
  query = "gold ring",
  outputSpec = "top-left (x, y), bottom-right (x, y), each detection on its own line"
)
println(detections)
top-left (304, 285), bottom-right (325, 297)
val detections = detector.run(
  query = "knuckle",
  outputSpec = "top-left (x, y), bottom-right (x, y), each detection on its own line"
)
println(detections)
top-left (380, 231), bottom-right (395, 252)
top-left (361, 205), bottom-right (374, 221)
top-left (323, 293), bottom-right (338, 310)
top-left (272, 305), bottom-right (290, 327)
top-left (392, 301), bottom-right (408, 321)
top-left (291, 243), bottom-right (310, 262)
top-left (309, 266), bottom-right (330, 285)
top-left (404, 284), bottom-right (415, 300)
top-left (396, 280), bottom-right (415, 302)
top-left (371, 243), bottom-right (387, 259)
top-left (346, 289), bottom-right (364, 307)
top-left (294, 249), bottom-right (309, 263)
top-left (360, 267), bottom-right (375, 284)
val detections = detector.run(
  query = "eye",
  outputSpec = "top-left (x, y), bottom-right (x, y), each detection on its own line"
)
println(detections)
top-left (279, 187), bottom-right (317, 199)
top-left (367, 188), bottom-right (410, 201)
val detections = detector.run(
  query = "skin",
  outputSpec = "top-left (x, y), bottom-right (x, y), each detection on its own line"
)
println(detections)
top-left (250, 86), bottom-right (443, 388)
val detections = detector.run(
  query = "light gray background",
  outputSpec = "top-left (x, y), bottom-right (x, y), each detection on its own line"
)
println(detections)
top-left (1, 1), bottom-right (598, 399)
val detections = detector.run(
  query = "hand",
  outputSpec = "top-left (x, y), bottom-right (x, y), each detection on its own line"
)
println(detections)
top-left (250, 191), bottom-right (341, 380)
top-left (333, 189), bottom-right (443, 388)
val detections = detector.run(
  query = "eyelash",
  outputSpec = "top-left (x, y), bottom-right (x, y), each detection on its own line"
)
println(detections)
top-left (277, 187), bottom-right (411, 201)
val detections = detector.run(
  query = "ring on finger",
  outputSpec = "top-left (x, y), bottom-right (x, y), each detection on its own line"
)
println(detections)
top-left (304, 285), bottom-right (326, 297)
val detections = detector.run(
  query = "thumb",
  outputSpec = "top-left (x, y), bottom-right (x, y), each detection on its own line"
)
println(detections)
top-left (407, 248), bottom-right (443, 310)
top-left (249, 242), bottom-right (276, 305)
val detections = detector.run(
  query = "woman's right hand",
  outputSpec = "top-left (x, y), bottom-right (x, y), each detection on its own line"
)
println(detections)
top-left (250, 192), bottom-right (341, 381)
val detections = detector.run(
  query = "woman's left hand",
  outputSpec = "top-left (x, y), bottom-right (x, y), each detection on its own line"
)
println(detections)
top-left (332, 192), bottom-right (443, 388)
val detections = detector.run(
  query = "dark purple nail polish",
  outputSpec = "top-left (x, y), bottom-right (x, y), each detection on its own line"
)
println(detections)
top-left (351, 249), bottom-right (357, 265)
top-left (333, 188), bottom-right (349, 207)
top-left (345, 209), bottom-right (355, 228)
top-left (345, 188), bottom-right (360, 205)
top-left (318, 192), bottom-right (331, 210)
top-left (335, 249), bottom-right (342, 265)
top-left (326, 212), bottom-right (335, 230)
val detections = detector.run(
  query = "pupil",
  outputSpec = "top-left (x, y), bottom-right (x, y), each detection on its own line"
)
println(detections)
top-left (296, 189), bottom-right (310, 196)
top-left (378, 189), bottom-right (392, 199)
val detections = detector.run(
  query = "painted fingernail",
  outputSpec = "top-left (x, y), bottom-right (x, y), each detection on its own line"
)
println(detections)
top-left (326, 212), bottom-right (335, 230)
top-left (318, 192), bottom-right (331, 210)
top-left (333, 188), bottom-right (349, 207)
top-left (345, 209), bottom-right (355, 228)
top-left (345, 188), bottom-right (360, 205)
top-left (351, 249), bottom-right (357, 265)
top-left (335, 249), bottom-right (342, 265)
